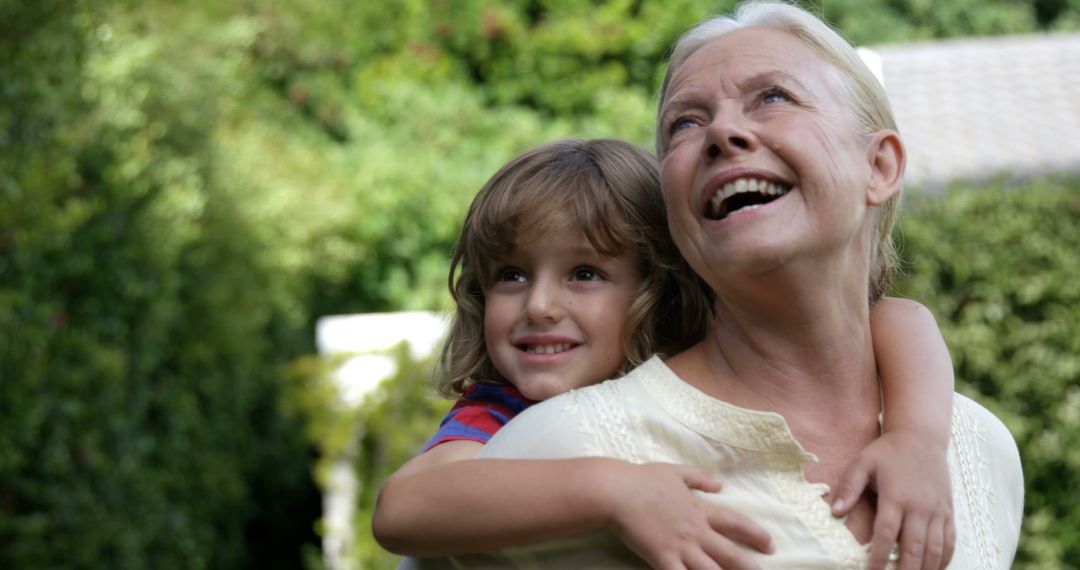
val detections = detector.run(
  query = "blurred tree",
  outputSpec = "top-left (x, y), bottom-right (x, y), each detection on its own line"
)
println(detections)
top-left (1, 1), bottom-right (322, 567)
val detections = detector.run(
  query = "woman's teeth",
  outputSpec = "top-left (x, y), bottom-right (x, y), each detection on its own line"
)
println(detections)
top-left (708, 177), bottom-right (790, 220)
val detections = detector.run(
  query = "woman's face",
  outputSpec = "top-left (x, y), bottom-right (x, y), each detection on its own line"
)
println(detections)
top-left (658, 27), bottom-right (876, 290)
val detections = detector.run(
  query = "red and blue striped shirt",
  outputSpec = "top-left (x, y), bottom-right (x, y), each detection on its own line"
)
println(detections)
top-left (424, 383), bottom-right (535, 451)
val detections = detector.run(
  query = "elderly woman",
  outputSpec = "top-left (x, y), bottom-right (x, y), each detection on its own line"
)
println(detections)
top-left (416, 2), bottom-right (1023, 568)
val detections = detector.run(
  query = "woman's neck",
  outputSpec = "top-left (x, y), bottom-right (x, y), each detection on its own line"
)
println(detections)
top-left (671, 249), bottom-right (886, 543)
top-left (676, 273), bottom-right (881, 421)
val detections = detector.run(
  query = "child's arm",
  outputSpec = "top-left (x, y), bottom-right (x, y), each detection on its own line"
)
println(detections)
top-left (374, 451), bottom-right (773, 568)
top-left (831, 297), bottom-right (955, 570)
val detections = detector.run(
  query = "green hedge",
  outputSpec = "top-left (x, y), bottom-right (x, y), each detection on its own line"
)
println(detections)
top-left (897, 177), bottom-right (1080, 568)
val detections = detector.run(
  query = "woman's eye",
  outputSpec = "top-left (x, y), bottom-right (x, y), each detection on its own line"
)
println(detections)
top-left (571, 267), bottom-right (604, 281)
top-left (669, 117), bottom-right (699, 135)
top-left (496, 268), bottom-right (527, 283)
top-left (762, 87), bottom-right (792, 104)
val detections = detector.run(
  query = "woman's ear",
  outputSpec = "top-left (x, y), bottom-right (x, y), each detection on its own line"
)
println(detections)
top-left (866, 130), bottom-right (905, 206)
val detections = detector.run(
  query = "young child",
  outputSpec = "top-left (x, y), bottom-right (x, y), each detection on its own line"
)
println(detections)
top-left (373, 139), bottom-right (955, 570)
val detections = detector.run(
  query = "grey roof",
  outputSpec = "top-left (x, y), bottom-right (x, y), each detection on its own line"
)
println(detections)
top-left (872, 33), bottom-right (1080, 190)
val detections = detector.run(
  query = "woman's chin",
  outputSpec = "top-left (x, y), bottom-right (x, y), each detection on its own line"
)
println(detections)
top-left (696, 235), bottom-right (801, 277)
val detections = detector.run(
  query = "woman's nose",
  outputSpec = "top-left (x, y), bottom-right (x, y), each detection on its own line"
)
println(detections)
top-left (703, 112), bottom-right (755, 161)
top-left (523, 280), bottom-right (564, 323)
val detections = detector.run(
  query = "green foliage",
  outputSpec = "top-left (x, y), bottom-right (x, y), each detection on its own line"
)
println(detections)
top-left (238, 0), bottom-right (1078, 313)
top-left (896, 177), bottom-right (1080, 568)
top-left (200, 0), bottom-right (1080, 314)
top-left (285, 346), bottom-right (452, 570)
top-left (352, 351), bottom-right (453, 569)
top-left (1, 2), bottom-right (321, 568)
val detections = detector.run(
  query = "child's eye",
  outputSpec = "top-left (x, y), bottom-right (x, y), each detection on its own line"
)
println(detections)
top-left (761, 87), bottom-right (793, 104)
top-left (495, 267), bottom-right (527, 283)
top-left (571, 267), bottom-right (604, 281)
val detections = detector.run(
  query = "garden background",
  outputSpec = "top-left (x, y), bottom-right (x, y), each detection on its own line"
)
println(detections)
top-left (2, 0), bottom-right (1078, 568)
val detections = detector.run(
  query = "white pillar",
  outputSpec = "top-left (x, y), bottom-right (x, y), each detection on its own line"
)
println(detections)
top-left (314, 311), bottom-right (447, 570)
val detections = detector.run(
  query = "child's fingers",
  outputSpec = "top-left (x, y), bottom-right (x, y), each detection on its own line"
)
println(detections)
top-left (896, 512), bottom-right (929, 570)
top-left (866, 504), bottom-right (901, 570)
top-left (920, 514), bottom-right (946, 570)
top-left (677, 465), bottom-right (723, 493)
top-left (699, 536), bottom-right (762, 570)
top-left (706, 507), bottom-right (774, 554)
top-left (832, 459), bottom-right (872, 517)
top-left (650, 552), bottom-right (688, 570)
top-left (682, 548), bottom-right (723, 570)
top-left (649, 552), bottom-right (688, 570)
top-left (941, 512), bottom-right (956, 568)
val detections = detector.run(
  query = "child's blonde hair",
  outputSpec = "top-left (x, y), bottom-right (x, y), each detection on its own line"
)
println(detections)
top-left (437, 138), bottom-right (712, 398)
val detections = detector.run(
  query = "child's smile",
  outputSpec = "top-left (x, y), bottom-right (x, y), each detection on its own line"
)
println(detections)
top-left (516, 339), bottom-right (579, 356)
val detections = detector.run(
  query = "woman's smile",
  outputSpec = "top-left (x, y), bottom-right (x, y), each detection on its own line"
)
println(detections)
top-left (706, 177), bottom-right (790, 220)
top-left (700, 171), bottom-right (794, 221)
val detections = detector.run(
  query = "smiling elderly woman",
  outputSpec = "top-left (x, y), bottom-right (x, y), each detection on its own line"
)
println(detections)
top-left (418, 2), bottom-right (1024, 568)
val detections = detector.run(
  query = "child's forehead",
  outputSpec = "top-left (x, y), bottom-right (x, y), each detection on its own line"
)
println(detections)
top-left (514, 212), bottom-right (620, 248)
top-left (513, 226), bottom-right (592, 253)
top-left (508, 223), bottom-right (635, 267)
top-left (513, 211), bottom-right (579, 241)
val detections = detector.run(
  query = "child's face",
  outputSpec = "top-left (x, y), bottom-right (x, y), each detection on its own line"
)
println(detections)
top-left (483, 228), bottom-right (641, 401)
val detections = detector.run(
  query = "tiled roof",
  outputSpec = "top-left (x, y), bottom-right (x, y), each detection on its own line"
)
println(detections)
top-left (873, 33), bottom-right (1080, 190)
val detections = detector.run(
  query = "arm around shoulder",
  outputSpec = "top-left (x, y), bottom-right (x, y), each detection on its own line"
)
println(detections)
top-left (372, 440), bottom-right (485, 554)
top-left (373, 399), bottom-right (637, 557)
top-left (870, 297), bottom-right (955, 439)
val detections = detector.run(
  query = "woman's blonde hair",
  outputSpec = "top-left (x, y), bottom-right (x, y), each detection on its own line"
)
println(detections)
top-left (438, 138), bottom-right (712, 397)
top-left (656, 0), bottom-right (902, 301)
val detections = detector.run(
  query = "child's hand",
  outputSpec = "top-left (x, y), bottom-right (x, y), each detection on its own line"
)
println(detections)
top-left (606, 462), bottom-right (772, 570)
top-left (830, 431), bottom-right (955, 570)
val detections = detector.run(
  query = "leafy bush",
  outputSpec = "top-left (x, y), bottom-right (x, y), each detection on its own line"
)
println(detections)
top-left (0, 3), bottom-right (323, 568)
top-left (896, 177), bottom-right (1080, 568)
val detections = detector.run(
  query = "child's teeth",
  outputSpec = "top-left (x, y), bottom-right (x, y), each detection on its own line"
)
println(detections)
top-left (528, 343), bottom-right (571, 354)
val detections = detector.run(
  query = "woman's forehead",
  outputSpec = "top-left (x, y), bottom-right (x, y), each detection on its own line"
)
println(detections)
top-left (667, 28), bottom-right (832, 97)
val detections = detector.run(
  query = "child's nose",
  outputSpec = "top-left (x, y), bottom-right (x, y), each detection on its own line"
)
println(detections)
top-left (523, 281), bottom-right (564, 323)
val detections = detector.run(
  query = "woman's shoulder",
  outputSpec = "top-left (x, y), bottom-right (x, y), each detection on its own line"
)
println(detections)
top-left (513, 356), bottom-right (668, 416)
top-left (951, 393), bottom-right (1023, 495)
top-left (952, 393), bottom-right (1022, 469)
top-left (475, 358), bottom-right (668, 461)
top-left (950, 392), bottom-right (1024, 568)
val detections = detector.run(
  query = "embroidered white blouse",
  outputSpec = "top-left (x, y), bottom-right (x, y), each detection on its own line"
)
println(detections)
top-left (406, 356), bottom-right (1023, 570)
